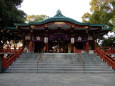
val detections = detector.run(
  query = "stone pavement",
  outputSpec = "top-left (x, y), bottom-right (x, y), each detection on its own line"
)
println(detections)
top-left (0, 73), bottom-right (115, 86)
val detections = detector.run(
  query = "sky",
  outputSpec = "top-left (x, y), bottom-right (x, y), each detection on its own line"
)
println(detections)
top-left (19, 0), bottom-right (91, 22)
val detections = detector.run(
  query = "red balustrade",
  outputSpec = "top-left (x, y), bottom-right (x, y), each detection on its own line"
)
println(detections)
top-left (2, 47), bottom-right (24, 71)
top-left (98, 47), bottom-right (115, 54)
top-left (95, 47), bottom-right (115, 69)
top-left (0, 48), bottom-right (23, 53)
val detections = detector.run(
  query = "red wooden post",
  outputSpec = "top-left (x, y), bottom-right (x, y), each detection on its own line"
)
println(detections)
top-left (70, 42), bottom-right (73, 53)
top-left (86, 41), bottom-right (89, 52)
top-left (112, 63), bottom-right (115, 69)
top-left (46, 43), bottom-right (48, 52)
top-left (92, 40), bottom-right (96, 50)
top-left (29, 41), bottom-right (33, 52)
top-left (44, 43), bottom-right (48, 52)
top-left (1, 54), bottom-right (8, 72)
top-left (2, 58), bottom-right (7, 68)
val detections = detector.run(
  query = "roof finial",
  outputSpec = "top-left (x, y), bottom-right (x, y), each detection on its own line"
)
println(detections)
top-left (54, 9), bottom-right (64, 17)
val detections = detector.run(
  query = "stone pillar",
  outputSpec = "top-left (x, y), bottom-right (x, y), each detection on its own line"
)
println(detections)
top-left (85, 41), bottom-right (89, 52)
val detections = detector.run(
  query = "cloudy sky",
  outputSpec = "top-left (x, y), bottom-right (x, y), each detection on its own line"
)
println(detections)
top-left (20, 0), bottom-right (91, 22)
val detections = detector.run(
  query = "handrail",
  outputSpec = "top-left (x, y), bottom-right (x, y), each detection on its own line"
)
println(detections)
top-left (0, 48), bottom-right (22, 53)
top-left (36, 45), bottom-right (46, 63)
top-left (74, 48), bottom-right (85, 65)
top-left (95, 47), bottom-right (115, 69)
top-left (98, 47), bottom-right (115, 54)
top-left (36, 45), bottom-right (46, 72)
top-left (2, 47), bottom-right (24, 71)
top-left (77, 53), bottom-right (85, 65)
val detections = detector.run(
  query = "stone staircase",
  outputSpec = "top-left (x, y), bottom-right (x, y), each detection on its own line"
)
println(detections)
top-left (6, 53), bottom-right (115, 73)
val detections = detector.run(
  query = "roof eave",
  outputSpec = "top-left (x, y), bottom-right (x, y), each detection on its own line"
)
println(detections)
top-left (101, 28), bottom-right (113, 31)
top-left (4, 27), bottom-right (18, 30)
top-left (30, 17), bottom-right (89, 26)
top-left (14, 23), bottom-right (30, 27)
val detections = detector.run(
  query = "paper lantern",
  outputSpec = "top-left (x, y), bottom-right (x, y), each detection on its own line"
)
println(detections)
top-left (44, 37), bottom-right (48, 43)
top-left (71, 37), bottom-right (75, 44)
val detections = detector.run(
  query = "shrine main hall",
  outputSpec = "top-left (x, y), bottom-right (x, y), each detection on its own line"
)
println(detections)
top-left (5, 10), bottom-right (112, 53)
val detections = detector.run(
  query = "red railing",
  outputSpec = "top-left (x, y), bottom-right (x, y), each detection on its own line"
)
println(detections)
top-left (0, 48), bottom-right (23, 53)
top-left (2, 47), bottom-right (24, 69)
top-left (98, 47), bottom-right (115, 54)
top-left (95, 47), bottom-right (115, 69)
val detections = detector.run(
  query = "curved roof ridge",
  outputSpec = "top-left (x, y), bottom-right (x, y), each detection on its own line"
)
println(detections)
top-left (30, 10), bottom-right (89, 25)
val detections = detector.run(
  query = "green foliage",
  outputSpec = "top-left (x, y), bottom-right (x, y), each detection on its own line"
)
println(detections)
top-left (0, 0), bottom-right (26, 47)
top-left (101, 37), bottom-right (115, 47)
top-left (82, 12), bottom-right (90, 23)
top-left (89, 11), bottom-right (112, 24)
top-left (0, 0), bottom-right (26, 27)
top-left (89, 11), bottom-right (101, 24)
top-left (26, 15), bottom-right (49, 23)
top-left (82, 0), bottom-right (115, 29)
top-left (82, 0), bottom-right (115, 47)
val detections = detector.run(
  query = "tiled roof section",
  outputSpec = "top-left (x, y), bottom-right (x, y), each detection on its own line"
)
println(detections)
top-left (4, 27), bottom-right (18, 30)
top-left (29, 10), bottom-right (89, 25)
top-left (12, 10), bottom-right (112, 31)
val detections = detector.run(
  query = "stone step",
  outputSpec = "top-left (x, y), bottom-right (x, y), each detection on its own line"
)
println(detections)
top-left (9, 66), bottom-right (110, 69)
top-left (11, 62), bottom-right (108, 65)
top-left (6, 53), bottom-right (115, 73)
top-left (6, 68), bottom-right (115, 73)
top-left (6, 70), bottom-right (115, 73)
top-left (7, 67), bottom-right (112, 70)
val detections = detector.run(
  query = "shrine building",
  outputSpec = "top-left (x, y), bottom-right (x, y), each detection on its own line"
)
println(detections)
top-left (5, 10), bottom-right (112, 53)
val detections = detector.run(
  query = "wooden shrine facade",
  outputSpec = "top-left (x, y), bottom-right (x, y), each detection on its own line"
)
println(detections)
top-left (4, 10), bottom-right (112, 53)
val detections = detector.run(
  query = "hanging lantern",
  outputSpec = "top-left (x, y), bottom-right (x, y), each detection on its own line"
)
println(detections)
top-left (44, 37), bottom-right (48, 43)
top-left (71, 37), bottom-right (75, 44)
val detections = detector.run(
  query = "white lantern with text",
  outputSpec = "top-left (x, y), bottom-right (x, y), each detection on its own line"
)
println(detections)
top-left (71, 37), bottom-right (75, 44)
top-left (44, 37), bottom-right (48, 43)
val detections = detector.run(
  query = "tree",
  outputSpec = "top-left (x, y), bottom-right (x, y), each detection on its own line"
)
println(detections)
top-left (0, 0), bottom-right (26, 27)
top-left (82, 0), bottom-right (115, 27)
top-left (0, 0), bottom-right (26, 50)
top-left (101, 37), bottom-right (115, 47)
top-left (82, 0), bottom-right (115, 47)
top-left (82, 12), bottom-right (90, 23)
top-left (26, 15), bottom-right (49, 23)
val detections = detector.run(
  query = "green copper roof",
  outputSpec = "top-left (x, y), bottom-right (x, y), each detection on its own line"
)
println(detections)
top-left (29, 10), bottom-right (89, 25)
top-left (13, 10), bottom-right (112, 31)
top-left (54, 10), bottom-right (65, 17)
top-left (101, 28), bottom-right (113, 31)
top-left (89, 24), bottom-right (106, 27)
top-left (4, 27), bottom-right (18, 30)
top-left (14, 23), bottom-right (30, 26)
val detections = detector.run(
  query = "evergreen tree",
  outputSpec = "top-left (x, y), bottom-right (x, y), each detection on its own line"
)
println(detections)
top-left (0, 0), bottom-right (26, 27)
top-left (26, 15), bottom-right (49, 23)
top-left (82, 0), bottom-right (115, 47)
top-left (82, 0), bottom-right (115, 27)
